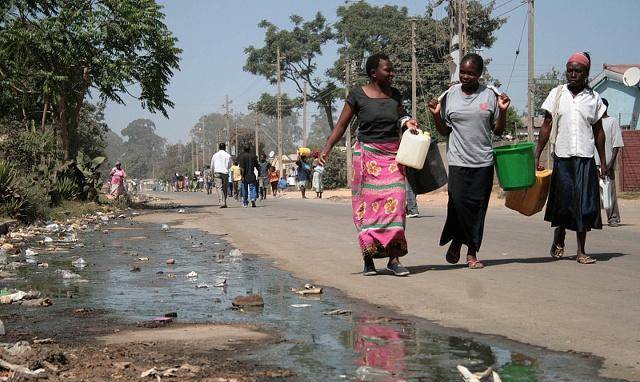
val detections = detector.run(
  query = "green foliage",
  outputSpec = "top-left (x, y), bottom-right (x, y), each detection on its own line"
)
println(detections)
top-left (244, 13), bottom-right (337, 129)
top-left (0, 127), bottom-right (60, 171)
top-left (0, 0), bottom-right (181, 158)
top-left (0, 160), bottom-right (47, 223)
top-left (121, 118), bottom-right (166, 179)
top-left (534, 68), bottom-right (564, 117)
top-left (250, 93), bottom-right (298, 118)
top-left (323, 148), bottom-right (347, 189)
top-left (75, 151), bottom-right (106, 201)
top-left (50, 177), bottom-right (79, 206)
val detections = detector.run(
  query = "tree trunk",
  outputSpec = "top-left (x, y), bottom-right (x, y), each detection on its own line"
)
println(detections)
top-left (322, 102), bottom-right (335, 131)
top-left (41, 101), bottom-right (49, 133)
top-left (58, 97), bottom-right (70, 160)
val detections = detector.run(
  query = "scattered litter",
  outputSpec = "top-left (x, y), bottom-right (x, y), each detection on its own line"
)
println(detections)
top-left (195, 283), bottom-right (209, 289)
top-left (164, 311), bottom-right (177, 318)
top-left (72, 257), bottom-right (87, 268)
top-left (0, 319), bottom-right (4, 335)
top-left (457, 365), bottom-right (502, 382)
top-left (118, 214), bottom-right (126, 219)
top-left (356, 366), bottom-right (391, 379)
top-left (137, 256), bottom-right (150, 261)
top-left (324, 309), bottom-right (352, 316)
top-left (166, 258), bottom-right (175, 264)
top-left (229, 248), bottom-right (242, 257)
top-left (132, 212), bottom-right (140, 216)
top-left (24, 248), bottom-right (37, 257)
top-left (43, 236), bottom-right (54, 243)
top-left (0, 358), bottom-right (46, 378)
top-left (130, 266), bottom-right (141, 272)
top-left (161, 224), bottom-right (170, 231)
top-left (0, 291), bottom-right (28, 304)
top-left (178, 208), bottom-right (185, 213)
top-left (140, 367), bottom-right (158, 378)
top-left (45, 223), bottom-right (60, 231)
top-left (153, 317), bottom-right (173, 323)
top-left (100, 216), bottom-right (110, 222)
top-left (291, 304), bottom-right (312, 308)
top-left (32, 338), bottom-right (54, 344)
top-left (56, 269), bottom-right (81, 279)
top-left (5, 341), bottom-right (32, 356)
top-left (214, 279), bottom-right (227, 288)
top-left (186, 271), bottom-right (198, 278)
top-left (292, 284), bottom-right (323, 295)
top-left (102, 229), bottom-right (109, 234)
top-left (20, 298), bottom-right (52, 307)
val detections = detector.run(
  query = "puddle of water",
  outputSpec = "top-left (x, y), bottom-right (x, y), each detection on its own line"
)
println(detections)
top-left (1, 219), bottom-right (622, 382)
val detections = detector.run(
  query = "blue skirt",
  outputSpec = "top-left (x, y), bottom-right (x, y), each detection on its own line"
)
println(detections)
top-left (544, 156), bottom-right (602, 232)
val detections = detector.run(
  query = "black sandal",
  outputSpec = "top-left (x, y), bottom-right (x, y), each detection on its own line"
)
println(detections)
top-left (550, 243), bottom-right (564, 259)
top-left (446, 247), bottom-right (461, 264)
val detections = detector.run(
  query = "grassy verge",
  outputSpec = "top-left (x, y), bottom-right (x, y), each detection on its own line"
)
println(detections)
top-left (48, 199), bottom-right (124, 221)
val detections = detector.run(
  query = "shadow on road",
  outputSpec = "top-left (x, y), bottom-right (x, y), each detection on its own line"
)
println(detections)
top-left (406, 252), bottom-right (629, 274)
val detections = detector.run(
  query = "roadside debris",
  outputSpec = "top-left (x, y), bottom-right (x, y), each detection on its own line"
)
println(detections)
top-left (229, 248), bottom-right (242, 257)
top-left (214, 279), bottom-right (227, 288)
top-left (0, 358), bottom-right (47, 378)
top-left (0, 319), bottom-right (5, 335)
top-left (55, 269), bottom-right (82, 279)
top-left (178, 208), bottom-right (186, 213)
top-left (186, 271), bottom-right (198, 278)
top-left (323, 309), bottom-right (352, 316)
top-left (32, 338), bottom-right (54, 344)
top-left (137, 256), bottom-right (150, 261)
top-left (161, 224), bottom-right (170, 231)
top-left (457, 365), bottom-right (502, 382)
top-left (130, 266), bottom-right (141, 272)
top-left (195, 283), bottom-right (209, 289)
top-left (166, 258), bottom-right (175, 264)
top-left (0, 290), bottom-right (41, 304)
top-left (291, 304), bottom-right (312, 308)
top-left (292, 284), bottom-right (323, 295)
top-left (232, 294), bottom-right (264, 308)
top-left (71, 257), bottom-right (87, 268)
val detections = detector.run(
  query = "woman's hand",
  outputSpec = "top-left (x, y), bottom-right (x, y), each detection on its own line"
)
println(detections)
top-left (537, 160), bottom-right (545, 171)
top-left (427, 98), bottom-right (441, 115)
top-left (406, 118), bottom-right (419, 134)
top-left (599, 163), bottom-right (608, 179)
top-left (497, 93), bottom-right (511, 112)
top-left (318, 147), bottom-right (330, 166)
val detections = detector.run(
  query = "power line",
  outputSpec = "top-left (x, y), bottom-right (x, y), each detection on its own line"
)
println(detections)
top-left (505, 10), bottom-right (528, 92)
top-left (494, 2), bottom-right (526, 18)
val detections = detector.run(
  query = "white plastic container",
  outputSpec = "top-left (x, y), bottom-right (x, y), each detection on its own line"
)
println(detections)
top-left (396, 130), bottom-right (430, 170)
top-left (599, 177), bottom-right (613, 210)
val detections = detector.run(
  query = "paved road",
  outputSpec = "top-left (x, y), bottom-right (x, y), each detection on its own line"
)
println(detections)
top-left (145, 191), bottom-right (640, 381)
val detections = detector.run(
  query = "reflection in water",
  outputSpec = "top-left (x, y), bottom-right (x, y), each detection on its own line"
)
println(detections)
top-left (354, 316), bottom-right (406, 381)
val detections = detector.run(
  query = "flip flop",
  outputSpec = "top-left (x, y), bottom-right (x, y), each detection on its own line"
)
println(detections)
top-left (550, 243), bottom-right (564, 259)
top-left (467, 259), bottom-right (484, 269)
top-left (576, 255), bottom-right (596, 264)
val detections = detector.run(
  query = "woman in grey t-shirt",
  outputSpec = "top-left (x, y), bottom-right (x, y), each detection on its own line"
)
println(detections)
top-left (428, 53), bottom-right (511, 269)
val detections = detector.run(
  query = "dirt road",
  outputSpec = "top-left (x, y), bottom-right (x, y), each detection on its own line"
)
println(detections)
top-left (143, 190), bottom-right (640, 381)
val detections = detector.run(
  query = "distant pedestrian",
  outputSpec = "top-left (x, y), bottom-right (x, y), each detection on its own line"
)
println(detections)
top-left (109, 161), bottom-right (127, 198)
top-left (595, 98), bottom-right (624, 226)
top-left (211, 143), bottom-right (231, 208)
top-left (295, 154), bottom-right (311, 199)
top-left (320, 53), bottom-right (419, 277)
top-left (312, 159), bottom-right (324, 199)
top-left (170, 173), bottom-right (177, 192)
top-left (204, 165), bottom-right (213, 195)
top-left (428, 53), bottom-right (511, 269)
top-left (268, 166), bottom-right (279, 197)
top-left (535, 52), bottom-right (607, 264)
top-left (278, 175), bottom-right (288, 194)
top-left (238, 146), bottom-right (259, 207)
top-left (230, 160), bottom-right (242, 200)
top-left (257, 154), bottom-right (271, 200)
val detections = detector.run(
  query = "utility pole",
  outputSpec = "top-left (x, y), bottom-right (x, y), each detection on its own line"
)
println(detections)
top-left (527, 0), bottom-right (535, 141)
top-left (345, 59), bottom-right (352, 187)
top-left (276, 46), bottom-right (283, 176)
top-left (224, 95), bottom-right (232, 154)
top-left (235, 122), bottom-right (238, 157)
top-left (411, 19), bottom-right (417, 118)
top-left (191, 138), bottom-right (195, 174)
top-left (448, 0), bottom-right (467, 82)
top-left (255, 113), bottom-right (259, 156)
top-left (302, 81), bottom-right (308, 147)
top-left (201, 119), bottom-right (206, 168)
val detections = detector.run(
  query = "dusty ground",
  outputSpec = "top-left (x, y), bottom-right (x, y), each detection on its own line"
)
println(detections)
top-left (145, 189), bottom-right (640, 382)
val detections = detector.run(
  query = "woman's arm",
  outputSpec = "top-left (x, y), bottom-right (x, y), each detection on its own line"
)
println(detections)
top-left (426, 98), bottom-right (451, 135)
top-left (493, 93), bottom-right (511, 135)
top-left (593, 119), bottom-right (607, 178)
top-left (535, 112), bottom-right (553, 170)
top-left (319, 103), bottom-right (354, 165)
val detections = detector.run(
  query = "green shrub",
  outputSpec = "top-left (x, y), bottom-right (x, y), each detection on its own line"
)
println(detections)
top-left (323, 147), bottom-right (347, 189)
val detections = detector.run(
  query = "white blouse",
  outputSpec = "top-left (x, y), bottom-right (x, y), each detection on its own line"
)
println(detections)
top-left (541, 85), bottom-right (606, 158)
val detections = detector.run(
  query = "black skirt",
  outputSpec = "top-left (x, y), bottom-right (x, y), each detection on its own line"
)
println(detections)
top-left (440, 165), bottom-right (494, 252)
top-left (545, 156), bottom-right (602, 232)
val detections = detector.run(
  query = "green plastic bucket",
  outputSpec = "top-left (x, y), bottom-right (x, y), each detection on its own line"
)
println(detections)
top-left (493, 142), bottom-right (536, 191)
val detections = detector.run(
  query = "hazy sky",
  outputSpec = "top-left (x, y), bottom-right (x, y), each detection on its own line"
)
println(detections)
top-left (103, 0), bottom-right (640, 143)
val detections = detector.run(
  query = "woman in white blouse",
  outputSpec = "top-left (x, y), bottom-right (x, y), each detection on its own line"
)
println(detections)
top-left (535, 52), bottom-right (607, 264)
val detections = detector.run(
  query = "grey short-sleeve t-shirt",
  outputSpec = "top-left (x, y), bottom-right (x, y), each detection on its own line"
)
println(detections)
top-left (441, 84), bottom-right (499, 167)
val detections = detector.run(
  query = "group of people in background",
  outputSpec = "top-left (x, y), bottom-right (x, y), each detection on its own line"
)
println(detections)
top-left (320, 50), bottom-right (623, 277)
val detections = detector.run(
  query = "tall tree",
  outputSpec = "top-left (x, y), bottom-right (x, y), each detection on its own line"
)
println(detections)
top-left (244, 13), bottom-right (337, 130)
top-left (0, 0), bottom-right (181, 159)
top-left (533, 68), bottom-right (564, 117)
top-left (121, 118), bottom-right (166, 179)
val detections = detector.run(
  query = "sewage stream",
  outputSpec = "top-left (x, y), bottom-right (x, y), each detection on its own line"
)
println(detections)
top-left (1, 214), bottom-right (623, 382)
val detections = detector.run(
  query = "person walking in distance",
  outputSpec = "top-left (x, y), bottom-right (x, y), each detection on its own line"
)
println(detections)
top-left (595, 98), bottom-right (624, 227)
top-left (295, 154), bottom-right (311, 199)
top-left (204, 165), bottom-right (213, 195)
top-left (257, 154), bottom-right (271, 201)
top-left (319, 53), bottom-right (419, 276)
top-left (427, 53), bottom-right (511, 269)
top-left (230, 160), bottom-right (242, 201)
top-left (109, 161), bottom-right (127, 199)
top-left (237, 145), bottom-right (259, 208)
top-left (211, 142), bottom-right (231, 208)
top-left (535, 52), bottom-right (607, 264)
top-left (268, 165), bottom-right (279, 198)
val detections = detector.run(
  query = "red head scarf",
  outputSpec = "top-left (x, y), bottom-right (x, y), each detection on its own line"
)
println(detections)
top-left (567, 52), bottom-right (590, 68)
